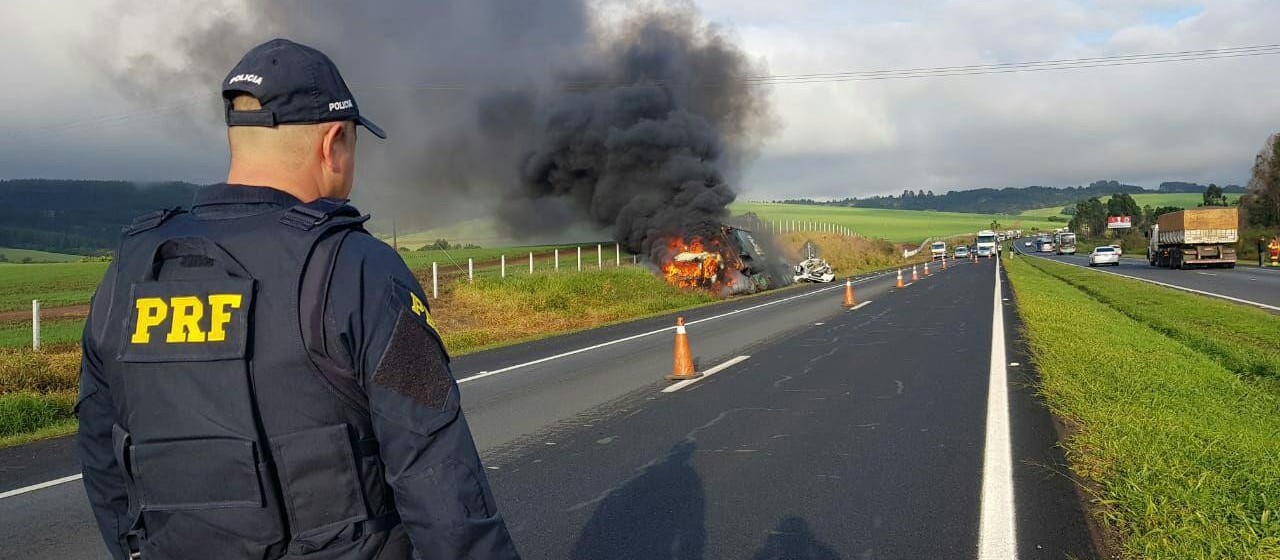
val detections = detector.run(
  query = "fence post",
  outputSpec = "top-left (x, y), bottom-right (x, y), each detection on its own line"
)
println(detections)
top-left (577, 247), bottom-right (582, 271)
top-left (501, 255), bottom-right (506, 278)
top-left (555, 249), bottom-right (559, 270)
top-left (633, 254), bottom-right (637, 264)
top-left (597, 244), bottom-right (602, 269)
top-left (615, 244), bottom-right (620, 266)
top-left (431, 263), bottom-right (438, 299)
top-left (529, 252), bottom-right (534, 274)
top-left (468, 258), bottom-right (473, 282)
top-left (32, 299), bottom-right (40, 351)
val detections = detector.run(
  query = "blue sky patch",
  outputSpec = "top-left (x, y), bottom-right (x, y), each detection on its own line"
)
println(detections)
top-left (1142, 4), bottom-right (1204, 27)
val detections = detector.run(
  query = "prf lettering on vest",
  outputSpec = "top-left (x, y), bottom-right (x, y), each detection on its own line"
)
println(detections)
top-left (409, 292), bottom-right (436, 330)
top-left (130, 294), bottom-right (244, 344)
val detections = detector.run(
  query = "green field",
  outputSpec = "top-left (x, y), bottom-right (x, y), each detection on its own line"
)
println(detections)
top-left (1021, 193), bottom-right (1243, 217)
top-left (0, 248), bottom-right (83, 263)
top-left (380, 219), bottom-right (606, 250)
top-left (0, 261), bottom-right (110, 312)
top-left (1006, 256), bottom-right (1280, 558)
top-left (731, 202), bottom-right (1057, 242)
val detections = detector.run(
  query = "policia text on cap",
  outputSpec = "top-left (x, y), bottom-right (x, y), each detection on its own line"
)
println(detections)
top-left (76, 38), bottom-right (521, 560)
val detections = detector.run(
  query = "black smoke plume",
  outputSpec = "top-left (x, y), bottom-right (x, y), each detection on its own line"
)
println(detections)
top-left (498, 9), bottom-right (769, 260)
top-left (87, 1), bottom-right (771, 255)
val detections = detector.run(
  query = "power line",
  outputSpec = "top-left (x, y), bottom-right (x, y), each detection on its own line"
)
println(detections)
top-left (8, 43), bottom-right (1279, 143)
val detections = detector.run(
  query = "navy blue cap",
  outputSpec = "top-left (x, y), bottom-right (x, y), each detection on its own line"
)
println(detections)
top-left (222, 38), bottom-right (385, 139)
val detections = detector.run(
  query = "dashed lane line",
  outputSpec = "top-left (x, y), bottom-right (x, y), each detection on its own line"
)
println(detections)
top-left (456, 271), bottom-right (892, 385)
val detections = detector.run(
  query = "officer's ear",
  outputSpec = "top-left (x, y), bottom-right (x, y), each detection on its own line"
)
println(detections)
top-left (319, 122), bottom-right (355, 175)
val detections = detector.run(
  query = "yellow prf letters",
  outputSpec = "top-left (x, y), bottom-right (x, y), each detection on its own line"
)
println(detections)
top-left (131, 294), bottom-right (244, 344)
top-left (409, 292), bottom-right (436, 330)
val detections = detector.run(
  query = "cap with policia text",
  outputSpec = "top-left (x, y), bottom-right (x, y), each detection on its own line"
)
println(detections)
top-left (222, 38), bottom-right (386, 139)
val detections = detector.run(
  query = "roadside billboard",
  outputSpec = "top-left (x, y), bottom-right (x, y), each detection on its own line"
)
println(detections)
top-left (1107, 216), bottom-right (1132, 229)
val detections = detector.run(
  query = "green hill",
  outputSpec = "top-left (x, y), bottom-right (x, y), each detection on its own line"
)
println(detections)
top-left (0, 179), bottom-right (198, 254)
top-left (0, 248), bottom-right (83, 264)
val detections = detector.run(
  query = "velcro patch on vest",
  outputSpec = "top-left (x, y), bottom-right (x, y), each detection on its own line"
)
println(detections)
top-left (372, 307), bottom-right (453, 411)
top-left (118, 278), bottom-right (255, 362)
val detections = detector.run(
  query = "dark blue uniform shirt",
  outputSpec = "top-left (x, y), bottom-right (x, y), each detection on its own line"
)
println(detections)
top-left (77, 184), bottom-right (519, 559)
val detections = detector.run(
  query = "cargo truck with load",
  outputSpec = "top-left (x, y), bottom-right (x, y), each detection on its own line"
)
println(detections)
top-left (1147, 207), bottom-right (1238, 269)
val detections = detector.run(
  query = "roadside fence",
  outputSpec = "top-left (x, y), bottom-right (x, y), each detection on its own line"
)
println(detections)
top-left (423, 243), bottom-right (642, 299)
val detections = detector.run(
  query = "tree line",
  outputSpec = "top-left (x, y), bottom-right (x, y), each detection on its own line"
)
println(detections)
top-left (779, 180), bottom-right (1151, 214)
top-left (1243, 133), bottom-right (1280, 229)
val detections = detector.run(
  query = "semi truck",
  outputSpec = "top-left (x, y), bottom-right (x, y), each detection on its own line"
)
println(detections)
top-left (1147, 207), bottom-right (1238, 269)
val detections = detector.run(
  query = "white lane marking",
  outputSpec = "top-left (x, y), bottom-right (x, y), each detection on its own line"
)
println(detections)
top-left (457, 272), bottom-right (890, 384)
top-left (13, 275), bottom-right (895, 500)
top-left (979, 259), bottom-right (1018, 559)
top-left (1023, 254), bottom-right (1280, 312)
top-left (848, 300), bottom-right (871, 311)
top-left (0, 474), bottom-right (82, 500)
top-left (661, 355), bottom-right (752, 393)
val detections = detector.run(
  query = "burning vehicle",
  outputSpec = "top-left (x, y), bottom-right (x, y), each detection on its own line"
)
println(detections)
top-left (655, 225), bottom-right (785, 295)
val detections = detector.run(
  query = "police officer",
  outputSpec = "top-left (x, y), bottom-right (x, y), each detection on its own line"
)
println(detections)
top-left (76, 39), bottom-right (521, 560)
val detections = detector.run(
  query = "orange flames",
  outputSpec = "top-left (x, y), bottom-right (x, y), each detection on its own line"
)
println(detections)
top-left (657, 235), bottom-right (728, 290)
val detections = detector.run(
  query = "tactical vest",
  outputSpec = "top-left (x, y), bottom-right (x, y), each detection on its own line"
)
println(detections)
top-left (99, 201), bottom-right (400, 559)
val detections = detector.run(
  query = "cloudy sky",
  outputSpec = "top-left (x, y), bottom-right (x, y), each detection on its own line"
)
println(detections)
top-left (1, 0), bottom-right (1277, 202)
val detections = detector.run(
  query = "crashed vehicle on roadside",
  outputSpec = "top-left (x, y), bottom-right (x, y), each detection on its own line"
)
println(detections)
top-left (793, 257), bottom-right (836, 283)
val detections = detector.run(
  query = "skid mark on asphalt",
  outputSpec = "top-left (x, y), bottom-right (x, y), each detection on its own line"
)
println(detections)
top-left (564, 407), bottom-right (783, 512)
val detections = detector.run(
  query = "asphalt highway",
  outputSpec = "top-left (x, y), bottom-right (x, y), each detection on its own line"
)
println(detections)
top-left (1011, 238), bottom-right (1280, 312)
top-left (0, 258), bottom-right (1097, 559)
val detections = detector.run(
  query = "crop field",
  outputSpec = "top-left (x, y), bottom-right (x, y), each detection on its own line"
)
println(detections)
top-left (0, 261), bottom-right (110, 312)
top-left (1020, 193), bottom-right (1243, 217)
top-left (0, 248), bottom-right (83, 263)
top-left (730, 202), bottom-right (1058, 243)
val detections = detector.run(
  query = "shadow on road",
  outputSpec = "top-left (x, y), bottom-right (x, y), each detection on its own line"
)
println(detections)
top-left (571, 441), bottom-right (705, 560)
top-left (748, 516), bottom-right (843, 560)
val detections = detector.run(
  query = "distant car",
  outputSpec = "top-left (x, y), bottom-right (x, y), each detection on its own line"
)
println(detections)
top-left (1089, 246), bottom-right (1120, 267)
top-left (1023, 241), bottom-right (1032, 247)
top-left (975, 246), bottom-right (992, 257)
top-left (954, 246), bottom-right (970, 258)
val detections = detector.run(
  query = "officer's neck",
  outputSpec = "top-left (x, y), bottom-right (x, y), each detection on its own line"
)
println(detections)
top-left (227, 165), bottom-right (324, 203)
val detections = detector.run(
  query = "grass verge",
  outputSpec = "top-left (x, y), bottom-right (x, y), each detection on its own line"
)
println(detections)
top-left (1004, 255), bottom-right (1280, 558)
top-left (429, 267), bottom-right (719, 354)
top-left (0, 347), bottom-right (82, 447)
top-left (1022, 256), bottom-right (1280, 379)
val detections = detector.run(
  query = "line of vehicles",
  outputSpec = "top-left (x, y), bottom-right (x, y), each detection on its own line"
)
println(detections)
top-left (928, 229), bottom-right (1017, 261)
top-left (1018, 208), bottom-right (1243, 270)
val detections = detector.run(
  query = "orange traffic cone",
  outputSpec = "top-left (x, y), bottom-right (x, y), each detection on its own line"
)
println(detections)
top-left (667, 317), bottom-right (700, 381)
top-left (911, 265), bottom-right (919, 282)
top-left (942, 257), bottom-right (948, 271)
top-left (924, 261), bottom-right (931, 276)
top-left (896, 269), bottom-right (904, 288)
top-left (842, 278), bottom-right (856, 308)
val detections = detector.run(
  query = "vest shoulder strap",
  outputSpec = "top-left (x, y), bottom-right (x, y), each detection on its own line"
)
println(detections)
top-left (279, 199), bottom-right (368, 232)
top-left (123, 207), bottom-right (186, 236)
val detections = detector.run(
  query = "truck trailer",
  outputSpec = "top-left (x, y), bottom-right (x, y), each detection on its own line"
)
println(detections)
top-left (1147, 207), bottom-right (1238, 269)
